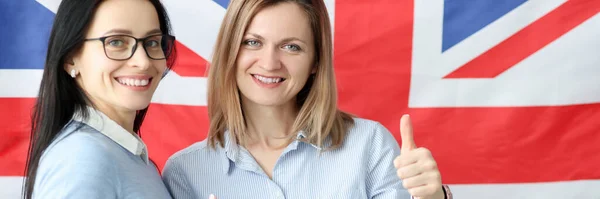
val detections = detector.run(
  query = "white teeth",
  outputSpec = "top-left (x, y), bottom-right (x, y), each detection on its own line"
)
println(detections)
top-left (254, 75), bottom-right (282, 84)
top-left (117, 78), bottom-right (150, 87)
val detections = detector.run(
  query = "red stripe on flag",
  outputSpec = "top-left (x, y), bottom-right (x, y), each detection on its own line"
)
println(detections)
top-left (0, 98), bottom-right (35, 176)
top-left (444, 0), bottom-right (600, 78)
top-left (0, 98), bottom-right (208, 176)
top-left (141, 104), bottom-right (209, 171)
top-left (335, 0), bottom-right (600, 184)
top-left (409, 105), bottom-right (600, 184)
top-left (171, 41), bottom-right (209, 77)
top-left (334, 0), bottom-right (413, 125)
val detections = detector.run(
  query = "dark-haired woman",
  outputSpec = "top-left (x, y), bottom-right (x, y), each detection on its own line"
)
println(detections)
top-left (23, 0), bottom-right (177, 198)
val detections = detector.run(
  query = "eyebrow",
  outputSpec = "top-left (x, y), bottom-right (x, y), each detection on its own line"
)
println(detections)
top-left (103, 29), bottom-right (162, 36)
top-left (246, 33), bottom-right (265, 40)
top-left (246, 32), bottom-right (307, 45)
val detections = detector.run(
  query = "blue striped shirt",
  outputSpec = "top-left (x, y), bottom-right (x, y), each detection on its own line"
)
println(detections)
top-left (33, 107), bottom-right (172, 199)
top-left (162, 118), bottom-right (412, 198)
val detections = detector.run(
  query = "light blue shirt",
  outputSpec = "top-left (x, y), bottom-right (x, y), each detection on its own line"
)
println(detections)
top-left (33, 107), bottom-right (172, 199)
top-left (163, 118), bottom-right (411, 198)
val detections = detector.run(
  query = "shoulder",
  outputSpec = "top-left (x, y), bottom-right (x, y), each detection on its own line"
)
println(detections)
top-left (349, 117), bottom-right (387, 132)
top-left (34, 122), bottom-right (120, 196)
top-left (164, 139), bottom-right (220, 170)
top-left (162, 141), bottom-right (217, 199)
top-left (162, 139), bottom-right (224, 183)
top-left (166, 140), bottom-right (214, 162)
top-left (39, 121), bottom-right (120, 177)
top-left (45, 121), bottom-right (118, 161)
top-left (346, 117), bottom-right (398, 145)
top-left (338, 117), bottom-right (401, 158)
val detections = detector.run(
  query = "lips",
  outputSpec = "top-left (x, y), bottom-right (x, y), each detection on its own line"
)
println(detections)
top-left (252, 74), bottom-right (286, 84)
top-left (114, 76), bottom-right (152, 87)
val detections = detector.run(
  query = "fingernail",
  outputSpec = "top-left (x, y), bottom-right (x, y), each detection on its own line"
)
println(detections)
top-left (209, 194), bottom-right (216, 199)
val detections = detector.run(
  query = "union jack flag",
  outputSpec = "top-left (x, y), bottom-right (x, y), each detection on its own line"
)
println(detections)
top-left (1, 0), bottom-right (599, 198)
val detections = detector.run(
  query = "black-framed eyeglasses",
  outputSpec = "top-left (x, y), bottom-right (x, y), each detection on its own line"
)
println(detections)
top-left (84, 34), bottom-right (175, 61)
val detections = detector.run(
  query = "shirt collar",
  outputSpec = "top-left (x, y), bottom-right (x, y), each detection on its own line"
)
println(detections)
top-left (220, 129), bottom-right (330, 174)
top-left (296, 130), bottom-right (333, 150)
top-left (221, 131), bottom-right (238, 174)
top-left (73, 106), bottom-right (149, 164)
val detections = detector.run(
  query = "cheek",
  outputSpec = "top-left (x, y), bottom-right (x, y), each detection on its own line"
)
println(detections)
top-left (236, 50), bottom-right (256, 72)
top-left (234, 61), bottom-right (245, 83)
top-left (286, 58), bottom-right (313, 80)
top-left (79, 55), bottom-right (118, 84)
top-left (101, 63), bottom-right (122, 81)
top-left (152, 60), bottom-right (168, 73)
top-left (77, 64), bottom-right (118, 99)
top-left (151, 60), bottom-right (168, 81)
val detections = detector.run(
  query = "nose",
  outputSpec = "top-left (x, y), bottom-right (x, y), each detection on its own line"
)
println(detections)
top-left (128, 42), bottom-right (152, 70)
top-left (257, 47), bottom-right (281, 71)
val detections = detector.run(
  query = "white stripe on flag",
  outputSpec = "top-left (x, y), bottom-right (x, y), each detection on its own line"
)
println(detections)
top-left (1, 177), bottom-right (599, 199)
top-left (152, 73), bottom-right (208, 106)
top-left (161, 0), bottom-right (226, 61)
top-left (0, 177), bottom-right (23, 199)
top-left (413, 0), bottom-right (567, 76)
top-left (410, 0), bottom-right (600, 107)
top-left (324, 0), bottom-right (335, 39)
top-left (36, 0), bottom-right (60, 13)
top-left (0, 69), bottom-right (208, 106)
top-left (162, 0), bottom-right (336, 61)
top-left (449, 179), bottom-right (600, 199)
top-left (440, 0), bottom-right (568, 74)
top-left (0, 69), bottom-right (43, 98)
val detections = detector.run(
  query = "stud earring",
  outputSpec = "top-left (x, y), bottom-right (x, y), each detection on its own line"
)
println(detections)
top-left (70, 69), bottom-right (78, 78)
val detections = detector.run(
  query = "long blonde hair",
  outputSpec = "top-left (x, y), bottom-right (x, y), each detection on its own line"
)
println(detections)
top-left (207, 0), bottom-right (353, 150)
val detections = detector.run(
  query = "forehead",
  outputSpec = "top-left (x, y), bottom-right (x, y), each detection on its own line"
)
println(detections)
top-left (246, 2), bottom-right (312, 40)
top-left (86, 0), bottom-right (160, 37)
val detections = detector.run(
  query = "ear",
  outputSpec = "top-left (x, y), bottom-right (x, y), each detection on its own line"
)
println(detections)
top-left (63, 59), bottom-right (75, 72)
top-left (62, 51), bottom-right (77, 73)
top-left (311, 65), bottom-right (317, 74)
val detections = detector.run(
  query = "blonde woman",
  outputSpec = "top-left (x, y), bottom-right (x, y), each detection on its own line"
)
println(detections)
top-left (163, 0), bottom-right (452, 198)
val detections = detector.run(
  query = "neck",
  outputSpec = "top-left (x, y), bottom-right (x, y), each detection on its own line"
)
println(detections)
top-left (242, 97), bottom-right (298, 150)
top-left (92, 103), bottom-right (137, 134)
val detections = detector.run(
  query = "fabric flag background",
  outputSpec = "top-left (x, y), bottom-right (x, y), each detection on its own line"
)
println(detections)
top-left (1, 0), bottom-right (600, 198)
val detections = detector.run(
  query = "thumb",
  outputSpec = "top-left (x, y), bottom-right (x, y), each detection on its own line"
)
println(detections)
top-left (400, 114), bottom-right (416, 153)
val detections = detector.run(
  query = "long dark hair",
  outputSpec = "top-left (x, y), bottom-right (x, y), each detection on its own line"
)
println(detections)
top-left (23, 0), bottom-right (176, 198)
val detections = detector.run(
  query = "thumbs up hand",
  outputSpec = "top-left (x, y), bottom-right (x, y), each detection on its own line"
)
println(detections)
top-left (394, 114), bottom-right (445, 199)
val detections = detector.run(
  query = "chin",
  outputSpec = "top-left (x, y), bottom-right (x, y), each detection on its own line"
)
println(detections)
top-left (247, 96), bottom-right (288, 107)
top-left (120, 101), bottom-right (152, 111)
